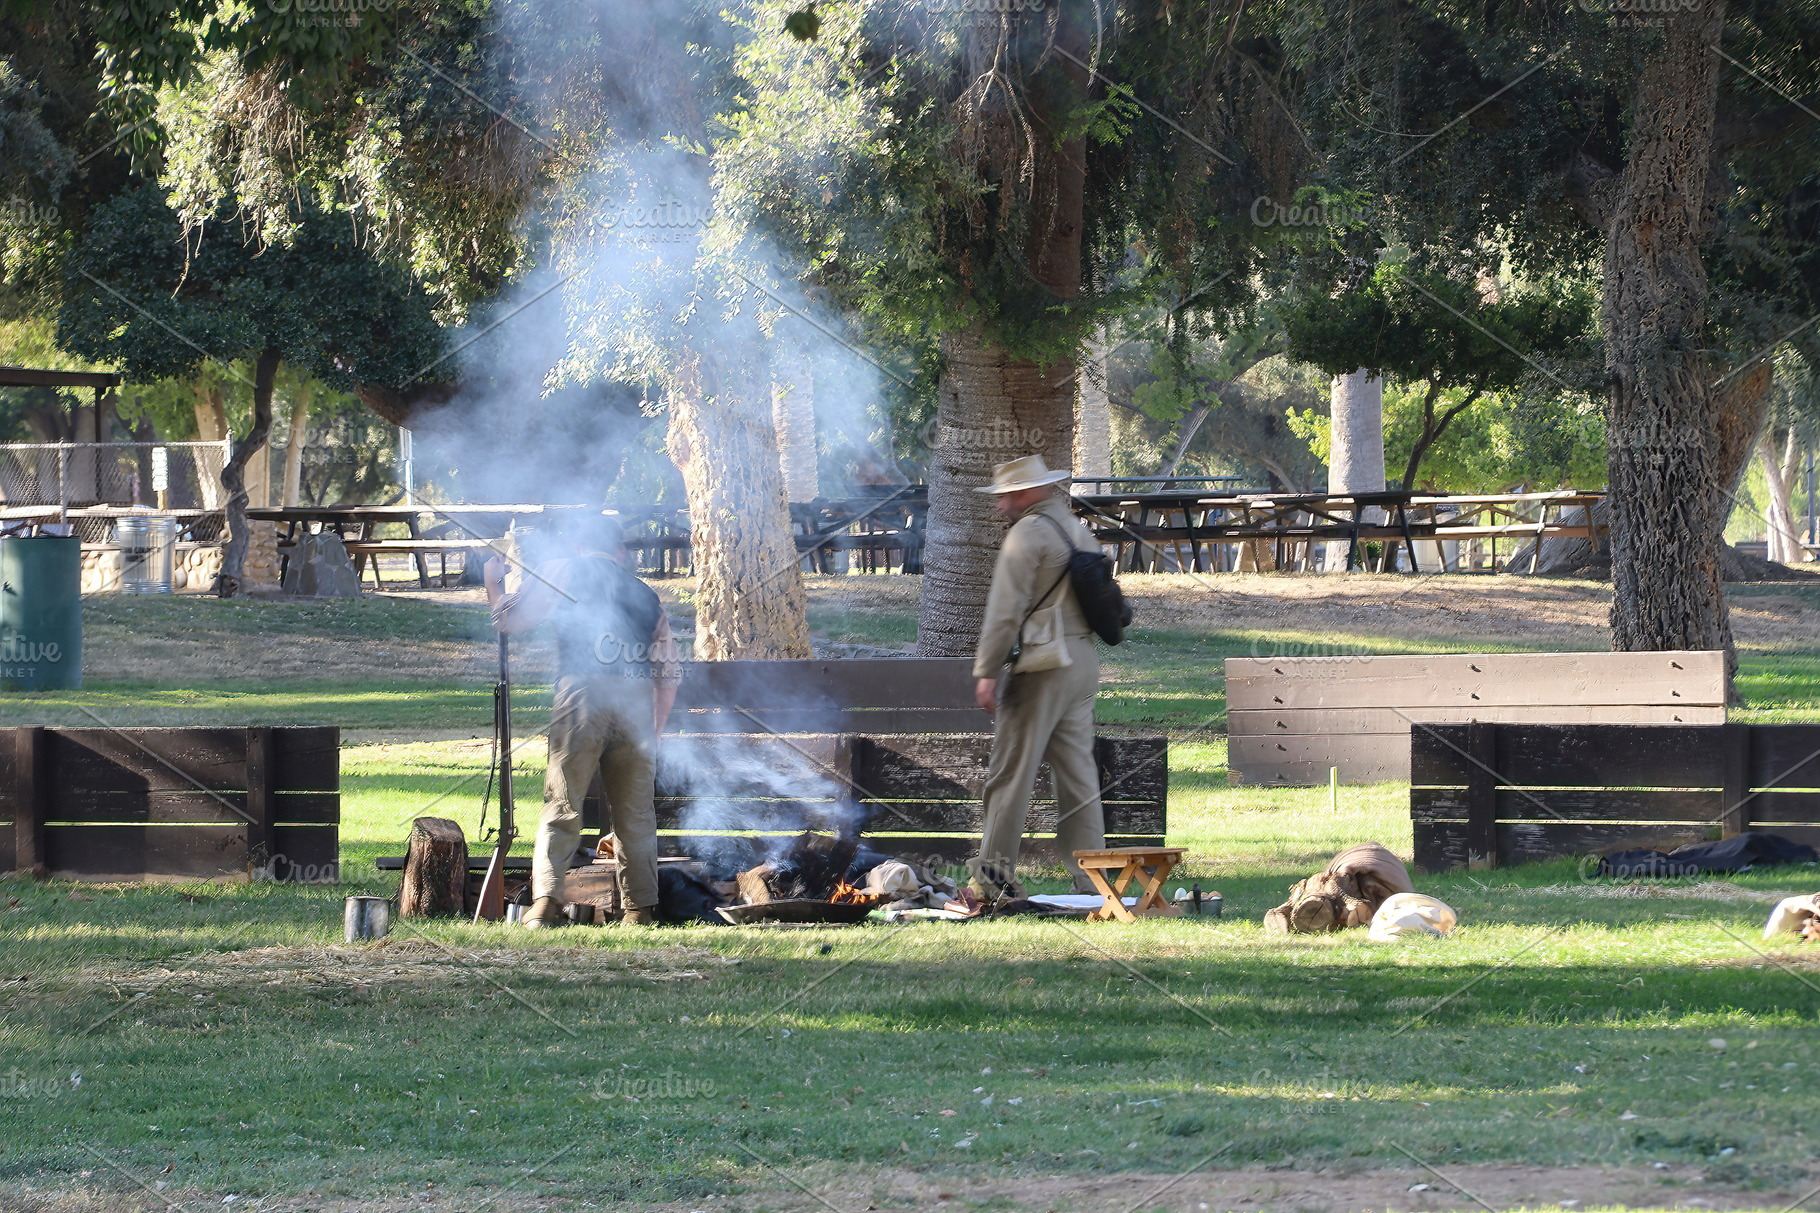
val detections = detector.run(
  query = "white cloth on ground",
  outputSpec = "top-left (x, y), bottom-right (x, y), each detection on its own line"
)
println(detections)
top-left (1367, 892), bottom-right (1458, 941)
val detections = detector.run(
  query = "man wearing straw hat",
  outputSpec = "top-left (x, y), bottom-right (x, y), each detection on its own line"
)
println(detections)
top-left (967, 454), bottom-right (1107, 900)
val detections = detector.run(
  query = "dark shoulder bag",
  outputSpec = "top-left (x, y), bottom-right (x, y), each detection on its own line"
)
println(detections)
top-left (1035, 512), bottom-right (1132, 645)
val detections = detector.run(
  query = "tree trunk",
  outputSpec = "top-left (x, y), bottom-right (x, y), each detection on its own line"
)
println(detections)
top-left (918, 331), bottom-right (1079, 655)
top-left (1601, 0), bottom-right (1731, 664)
top-left (217, 348), bottom-right (280, 598)
top-left (282, 382), bottom-right (313, 508)
top-left (916, 4), bottom-right (1088, 656)
top-left (1762, 425), bottom-right (1802, 564)
top-left (193, 380), bottom-right (229, 510)
top-left (667, 349), bottom-right (811, 660)
top-left (770, 340), bottom-right (818, 503)
top-left (1161, 405), bottom-right (1211, 477)
top-left (1325, 368), bottom-right (1385, 570)
top-left (1074, 326), bottom-right (1113, 481)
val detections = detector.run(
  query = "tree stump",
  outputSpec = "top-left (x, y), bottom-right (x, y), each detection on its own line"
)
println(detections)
top-left (399, 817), bottom-right (468, 917)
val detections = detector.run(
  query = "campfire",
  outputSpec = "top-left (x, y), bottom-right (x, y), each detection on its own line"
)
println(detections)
top-left (717, 828), bottom-right (888, 925)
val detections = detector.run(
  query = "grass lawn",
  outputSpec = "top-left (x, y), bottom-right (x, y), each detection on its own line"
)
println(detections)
top-left (2, 579), bottom-right (1819, 1210)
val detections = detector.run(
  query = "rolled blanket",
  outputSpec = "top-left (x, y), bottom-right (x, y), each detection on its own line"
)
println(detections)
top-left (1264, 842), bottom-right (1415, 933)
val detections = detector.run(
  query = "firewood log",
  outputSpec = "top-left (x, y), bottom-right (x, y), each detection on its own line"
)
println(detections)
top-left (399, 817), bottom-right (468, 917)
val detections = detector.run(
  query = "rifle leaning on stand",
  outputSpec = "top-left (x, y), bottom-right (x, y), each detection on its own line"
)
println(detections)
top-left (473, 632), bottom-right (517, 922)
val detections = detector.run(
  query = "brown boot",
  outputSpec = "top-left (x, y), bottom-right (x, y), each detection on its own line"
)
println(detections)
top-left (619, 907), bottom-right (659, 926)
top-left (521, 896), bottom-right (566, 929)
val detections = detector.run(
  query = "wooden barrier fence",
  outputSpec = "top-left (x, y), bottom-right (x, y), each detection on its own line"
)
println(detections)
top-left (1410, 721), bottom-right (1820, 871)
top-left (1, 726), bottom-right (340, 881)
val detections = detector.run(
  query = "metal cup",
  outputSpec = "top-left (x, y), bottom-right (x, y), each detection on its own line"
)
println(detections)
top-left (344, 895), bottom-right (391, 942)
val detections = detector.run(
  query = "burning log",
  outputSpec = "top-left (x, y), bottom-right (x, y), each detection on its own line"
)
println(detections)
top-left (734, 830), bottom-right (859, 904)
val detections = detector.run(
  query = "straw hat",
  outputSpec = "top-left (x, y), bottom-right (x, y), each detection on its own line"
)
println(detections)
top-left (973, 454), bottom-right (1072, 494)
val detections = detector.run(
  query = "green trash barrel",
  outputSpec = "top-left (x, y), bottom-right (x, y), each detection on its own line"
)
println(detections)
top-left (0, 536), bottom-right (83, 691)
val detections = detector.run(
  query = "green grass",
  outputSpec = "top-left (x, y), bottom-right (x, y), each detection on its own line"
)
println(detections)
top-left (2, 740), bottom-right (1817, 1208)
top-left (3, 583), bottom-right (1819, 1208)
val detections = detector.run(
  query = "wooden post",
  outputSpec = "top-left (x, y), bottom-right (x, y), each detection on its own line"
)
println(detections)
top-left (12, 727), bottom-right (47, 878)
top-left (1465, 720), bottom-right (1498, 869)
top-left (245, 726), bottom-right (277, 878)
top-left (1719, 722), bottom-right (1750, 839)
top-left (400, 817), bottom-right (470, 917)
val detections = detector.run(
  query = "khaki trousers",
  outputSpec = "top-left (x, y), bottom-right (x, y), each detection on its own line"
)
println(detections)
top-left (533, 675), bottom-right (660, 911)
top-left (975, 633), bottom-right (1106, 891)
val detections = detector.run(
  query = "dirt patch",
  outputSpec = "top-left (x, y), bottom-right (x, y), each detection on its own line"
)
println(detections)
top-left (8, 1162), bottom-right (1806, 1212)
top-left (46, 939), bottom-right (738, 993)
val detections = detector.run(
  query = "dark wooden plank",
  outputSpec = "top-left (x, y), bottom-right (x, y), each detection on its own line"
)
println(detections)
top-left (1096, 736), bottom-right (1169, 803)
top-left (270, 824), bottom-right (339, 881)
top-left (1413, 821), bottom-right (1719, 871)
top-left (1496, 821), bottom-right (1716, 866)
top-left (1749, 725), bottom-right (1820, 789)
top-left (1413, 724), bottom-right (1726, 788)
top-left (1413, 822), bottom-right (1469, 873)
top-left (655, 733), bottom-right (853, 799)
top-left (11, 727), bottom-right (44, 874)
top-left (1465, 721), bottom-right (1497, 868)
top-left (1746, 790), bottom-right (1820, 823)
top-left (273, 791), bottom-right (340, 825)
top-left (670, 659), bottom-right (977, 711)
top-left (1490, 725), bottom-right (1726, 788)
top-left (1411, 723), bottom-right (1469, 786)
top-left (41, 790), bottom-right (249, 825)
top-left (1740, 824), bottom-right (1820, 850)
top-left (246, 727), bottom-right (276, 872)
top-left (673, 708), bottom-right (991, 734)
top-left (854, 734), bottom-right (1002, 800)
top-left (1411, 786), bottom-right (1724, 823)
top-left (271, 726), bottom-right (340, 792)
top-left (1721, 722), bottom-right (1750, 837)
top-left (48, 728), bottom-right (250, 794)
top-left (44, 824), bottom-right (248, 879)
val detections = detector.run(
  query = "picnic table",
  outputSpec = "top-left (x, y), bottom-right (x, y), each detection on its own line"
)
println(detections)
top-left (1, 504), bottom-right (222, 543)
top-left (248, 504), bottom-right (566, 588)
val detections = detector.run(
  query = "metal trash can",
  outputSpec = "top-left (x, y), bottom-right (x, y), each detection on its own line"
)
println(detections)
top-left (0, 536), bottom-right (83, 690)
top-left (117, 515), bottom-right (175, 594)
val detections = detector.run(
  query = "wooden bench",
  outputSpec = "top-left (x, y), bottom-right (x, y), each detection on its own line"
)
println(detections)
top-left (1411, 721), bottom-right (1820, 870)
top-left (1, 726), bottom-right (340, 881)
top-left (341, 539), bottom-right (500, 589)
top-left (1226, 650), bottom-right (1726, 785)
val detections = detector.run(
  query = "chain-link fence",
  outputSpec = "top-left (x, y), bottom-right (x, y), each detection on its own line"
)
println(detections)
top-left (0, 442), bottom-right (230, 510)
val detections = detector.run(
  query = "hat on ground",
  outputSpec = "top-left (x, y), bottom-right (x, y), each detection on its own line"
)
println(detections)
top-left (973, 454), bottom-right (1072, 494)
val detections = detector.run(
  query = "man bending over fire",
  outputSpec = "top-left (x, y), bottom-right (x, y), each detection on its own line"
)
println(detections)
top-left (486, 513), bottom-right (682, 927)
top-left (968, 455), bottom-right (1107, 901)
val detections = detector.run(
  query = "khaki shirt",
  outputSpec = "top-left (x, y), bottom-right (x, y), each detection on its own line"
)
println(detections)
top-left (971, 494), bottom-right (1095, 679)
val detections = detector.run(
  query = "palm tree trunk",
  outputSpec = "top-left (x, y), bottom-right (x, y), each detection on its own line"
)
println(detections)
top-left (918, 332), bottom-right (1078, 655)
top-left (1602, 0), bottom-right (1730, 662)
top-left (1074, 327), bottom-right (1113, 481)
top-left (916, 3), bottom-right (1088, 656)
top-left (1325, 368), bottom-right (1385, 570)
top-left (669, 349), bottom-right (811, 660)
